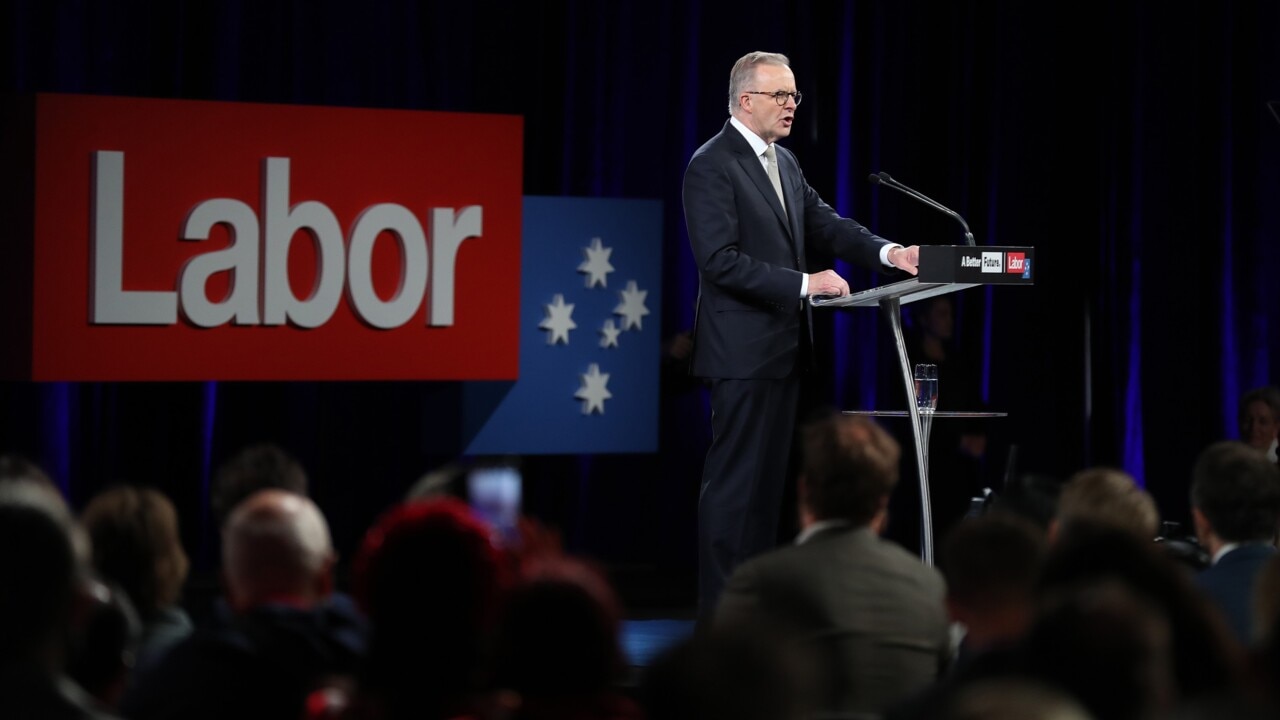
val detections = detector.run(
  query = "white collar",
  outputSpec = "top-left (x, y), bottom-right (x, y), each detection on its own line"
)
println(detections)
top-left (1212, 542), bottom-right (1240, 565)
top-left (729, 115), bottom-right (771, 158)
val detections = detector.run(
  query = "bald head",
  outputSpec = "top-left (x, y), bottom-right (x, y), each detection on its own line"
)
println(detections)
top-left (222, 490), bottom-right (334, 610)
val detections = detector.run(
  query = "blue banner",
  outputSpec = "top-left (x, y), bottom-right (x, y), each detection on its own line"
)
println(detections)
top-left (462, 196), bottom-right (663, 454)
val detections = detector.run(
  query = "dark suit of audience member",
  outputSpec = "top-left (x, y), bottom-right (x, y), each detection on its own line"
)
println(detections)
top-left (715, 413), bottom-right (949, 717)
top-left (1191, 441), bottom-right (1280, 645)
top-left (0, 478), bottom-right (123, 720)
top-left (122, 490), bottom-right (363, 720)
top-left (683, 51), bottom-right (920, 617)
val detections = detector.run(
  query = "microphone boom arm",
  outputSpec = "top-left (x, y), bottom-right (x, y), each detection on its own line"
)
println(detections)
top-left (870, 172), bottom-right (976, 246)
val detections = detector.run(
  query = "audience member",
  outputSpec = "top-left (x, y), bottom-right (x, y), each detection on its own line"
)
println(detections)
top-left (1239, 550), bottom-right (1280, 713)
top-left (0, 451), bottom-right (57, 488)
top-left (1018, 580), bottom-right (1175, 720)
top-left (714, 413), bottom-right (950, 717)
top-left (67, 579), bottom-right (141, 711)
top-left (342, 497), bottom-right (509, 720)
top-left (1051, 467), bottom-right (1160, 542)
top-left (121, 490), bottom-right (364, 720)
top-left (1190, 441), bottom-right (1280, 644)
top-left (0, 478), bottom-right (121, 720)
top-left (886, 513), bottom-right (1047, 720)
top-left (210, 443), bottom-right (309, 528)
top-left (491, 556), bottom-right (642, 720)
top-left (1239, 386), bottom-right (1280, 464)
top-left (940, 514), bottom-right (1046, 661)
top-left (1035, 522), bottom-right (1244, 705)
top-left (80, 485), bottom-right (192, 676)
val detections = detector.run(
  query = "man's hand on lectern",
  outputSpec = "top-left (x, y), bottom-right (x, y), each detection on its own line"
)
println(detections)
top-left (888, 245), bottom-right (921, 276)
top-left (807, 269), bottom-right (850, 297)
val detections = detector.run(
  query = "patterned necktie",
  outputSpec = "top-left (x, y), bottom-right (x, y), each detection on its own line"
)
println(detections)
top-left (764, 144), bottom-right (786, 216)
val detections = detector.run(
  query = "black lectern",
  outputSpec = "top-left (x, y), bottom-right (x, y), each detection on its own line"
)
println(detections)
top-left (812, 245), bottom-right (1035, 564)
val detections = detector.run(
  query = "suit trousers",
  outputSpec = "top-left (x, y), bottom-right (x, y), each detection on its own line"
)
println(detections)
top-left (698, 371), bottom-right (801, 618)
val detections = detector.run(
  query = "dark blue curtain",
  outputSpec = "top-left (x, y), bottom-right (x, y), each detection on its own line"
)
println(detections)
top-left (3, 1), bottom-right (1278, 604)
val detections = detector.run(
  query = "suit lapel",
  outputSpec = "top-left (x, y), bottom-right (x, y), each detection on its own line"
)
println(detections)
top-left (738, 153), bottom-right (792, 236)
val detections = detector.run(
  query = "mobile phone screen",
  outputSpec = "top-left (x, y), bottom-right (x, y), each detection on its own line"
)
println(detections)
top-left (467, 466), bottom-right (522, 547)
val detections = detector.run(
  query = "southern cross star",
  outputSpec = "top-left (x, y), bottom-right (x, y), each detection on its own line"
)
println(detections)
top-left (577, 237), bottom-right (615, 289)
top-left (599, 319), bottom-right (621, 349)
top-left (614, 280), bottom-right (650, 331)
top-left (575, 363), bottom-right (613, 414)
top-left (539, 294), bottom-right (576, 344)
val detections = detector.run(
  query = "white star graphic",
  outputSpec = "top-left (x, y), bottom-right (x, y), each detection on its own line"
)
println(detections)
top-left (539, 294), bottom-right (577, 345)
top-left (614, 280), bottom-right (650, 331)
top-left (577, 237), bottom-right (615, 288)
top-left (599, 319), bottom-right (621, 349)
top-left (575, 363), bottom-right (613, 415)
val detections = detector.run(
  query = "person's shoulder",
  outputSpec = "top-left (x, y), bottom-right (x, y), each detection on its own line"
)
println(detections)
top-left (689, 122), bottom-right (739, 159)
top-left (869, 535), bottom-right (947, 584)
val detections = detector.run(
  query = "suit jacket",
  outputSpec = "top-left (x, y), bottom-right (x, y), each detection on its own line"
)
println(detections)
top-left (1196, 542), bottom-right (1276, 644)
top-left (714, 525), bottom-right (950, 716)
top-left (683, 119), bottom-right (891, 379)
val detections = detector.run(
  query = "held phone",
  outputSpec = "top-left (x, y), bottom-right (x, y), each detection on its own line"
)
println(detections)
top-left (466, 463), bottom-right (522, 548)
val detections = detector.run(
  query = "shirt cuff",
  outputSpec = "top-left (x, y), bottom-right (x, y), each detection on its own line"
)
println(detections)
top-left (880, 243), bottom-right (904, 267)
top-left (799, 273), bottom-right (809, 297)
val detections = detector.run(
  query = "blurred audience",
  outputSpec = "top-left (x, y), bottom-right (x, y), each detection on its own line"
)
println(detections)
top-left (887, 513), bottom-right (1047, 720)
top-left (341, 497), bottom-right (509, 720)
top-left (490, 556), bottom-right (642, 720)
top-left (67, 580), bottom-right (141, 711)
top-left (122, 490), bottom-right (363, 720)
top-left (0, 452), bottom-right (57, 488)
top-left (1018, 580), bottom-right (1175, 720)
top-left (80, 486), bottom-right (192, 677)
top-left (0, 477), bottom-right (121, 719)
top-left (1034, 523), bottom-right (1244, 707)
top-left (210, 443), bottom-right (309, 529)
top-left (714, 413), bottom-right (950, 717)
top-left (1050, 467), bottom-right (1160, 542)
top-left (1190, 441), bottom-right (1280, 645)
top-left (1239, 386), bottom-right (1280, 464)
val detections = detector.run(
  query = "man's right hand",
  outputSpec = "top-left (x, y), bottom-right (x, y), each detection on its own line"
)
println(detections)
top-left (807, 269), bottom-right (850, 297)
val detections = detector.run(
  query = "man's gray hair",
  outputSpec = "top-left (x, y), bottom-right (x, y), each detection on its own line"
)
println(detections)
top-left (728, 51), bottom-right (791, 115)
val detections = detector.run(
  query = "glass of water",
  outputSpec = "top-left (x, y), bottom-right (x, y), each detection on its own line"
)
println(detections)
top-left (914, 363), bottom-right (938, 413)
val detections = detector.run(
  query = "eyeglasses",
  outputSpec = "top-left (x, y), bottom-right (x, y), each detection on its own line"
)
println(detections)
top-left (744, 90), bottom-right (803, 106)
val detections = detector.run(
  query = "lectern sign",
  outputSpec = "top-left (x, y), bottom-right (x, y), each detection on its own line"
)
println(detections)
top-left (918, 246), bottom-right (1036, 285)
top-left (24, 94), bottom-right (523, 380)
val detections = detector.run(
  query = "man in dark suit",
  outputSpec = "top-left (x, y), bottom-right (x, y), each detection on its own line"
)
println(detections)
top-left (683, 50), bottom-right (920, 615)
top-left (714, 413), bottom-right (949, 716)
top-left (1190, 440), bottom-right (1280, 645)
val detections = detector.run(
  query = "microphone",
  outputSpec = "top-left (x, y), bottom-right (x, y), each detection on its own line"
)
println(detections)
top-left (869, 172), bottom-right (975, 246)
